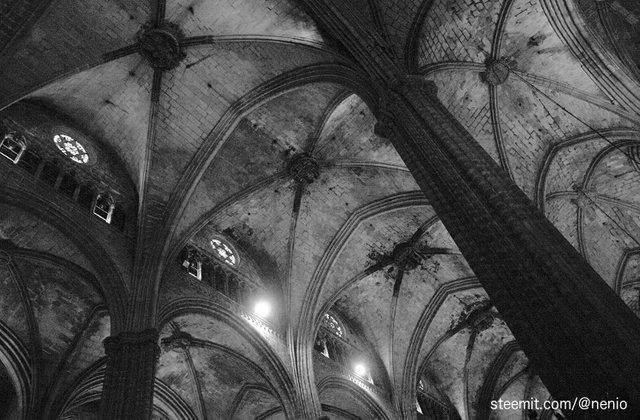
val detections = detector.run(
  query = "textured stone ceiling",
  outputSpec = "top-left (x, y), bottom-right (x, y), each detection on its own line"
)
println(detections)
top-left (0, 0), bottom-right (638, 418)
top-left (0, 244), bottom-right (109, 419)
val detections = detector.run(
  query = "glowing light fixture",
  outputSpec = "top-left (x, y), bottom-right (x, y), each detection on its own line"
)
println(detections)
top-left (354, 363), bottom-right (367, 377)
top-left (254, 300), bottom-right (271, 318)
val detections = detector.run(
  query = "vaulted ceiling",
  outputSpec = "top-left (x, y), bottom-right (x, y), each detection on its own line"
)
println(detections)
top-left (0, 0), bottom-right (638, 419)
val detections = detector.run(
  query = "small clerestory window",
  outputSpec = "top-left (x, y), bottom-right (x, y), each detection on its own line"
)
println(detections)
top-left (181, 249), bottom-right (202, 280)
top-left (0, 133), bottom-right (25, 163)
top-left (93, 193), bottom-right (115, 223)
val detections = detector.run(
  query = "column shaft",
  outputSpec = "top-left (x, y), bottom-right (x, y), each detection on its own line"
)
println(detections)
top-left (100, 329), bottom-right (159, 420)
top-left (378, 80), bottom-right (640, 415)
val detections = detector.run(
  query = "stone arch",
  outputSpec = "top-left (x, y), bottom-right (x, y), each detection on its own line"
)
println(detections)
top-left (158, 298), bottom-right (297, 418)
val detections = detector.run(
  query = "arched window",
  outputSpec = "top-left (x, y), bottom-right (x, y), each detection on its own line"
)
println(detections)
top-left (321, 313), bottom-right (344, 338)
top-left (210, 238), bottom-right (238, 266)
top-left (314, 333), bottom-right (331, 358)
top-left (315, 313), bottom-right (345, 360)
top-left (181, 248), bottom-right (202, 280)
top-left (0, 133), bottom-right (25, 163)
top-left (93, 193), bottom-right (115, 223)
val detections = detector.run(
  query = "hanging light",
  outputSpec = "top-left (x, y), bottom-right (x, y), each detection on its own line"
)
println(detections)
top-left (354, 363), bottom-right (367, 377)
top-left (254, 300), bottom-right (271, 318)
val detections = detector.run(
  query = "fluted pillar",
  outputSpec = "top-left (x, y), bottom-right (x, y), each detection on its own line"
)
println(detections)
top-left (100, 329), bottom-right (159, 420)
top-left (377, 78), bottom-right (640, 417)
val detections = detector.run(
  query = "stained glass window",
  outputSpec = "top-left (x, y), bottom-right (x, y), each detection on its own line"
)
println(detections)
top-left (322, 313), bottom-right (344, 338)
top-left (53, 134), bottom-right (89, 164)
top-left (210, 238), bottom-right (237, 266)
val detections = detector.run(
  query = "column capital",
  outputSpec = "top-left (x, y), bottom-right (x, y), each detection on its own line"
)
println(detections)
top-left (103, 328), bottom-right (159, 351)
top-left (390, 76), bottom-right (438, 97)
top-left (374, 76), bottom-right (440, 139)
top-left (100, 329), bottom-right (160, 420)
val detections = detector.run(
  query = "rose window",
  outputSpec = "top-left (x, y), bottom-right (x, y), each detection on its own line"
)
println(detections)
top-left (53, 134), bottom-right (89, 164)
top-left (210, 238), bottom-right (237, 266)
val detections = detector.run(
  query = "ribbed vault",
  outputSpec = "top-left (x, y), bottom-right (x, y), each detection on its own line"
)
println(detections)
top-left (0, 0), bottom-right (639, 418)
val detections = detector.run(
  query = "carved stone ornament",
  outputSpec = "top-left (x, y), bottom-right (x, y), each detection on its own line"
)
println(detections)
top-left (103, 329), bottom-right (160, 351)
top-left (481, 58), bottom-right (512, 86)
top-left (392, 242), bottom-right (421, 270)
top-left (288, 153), bottom-right (320, 184)
top-left (571, 184), bottom-right (596, 209)
top-left (136, 22), bottom-right (186, 69)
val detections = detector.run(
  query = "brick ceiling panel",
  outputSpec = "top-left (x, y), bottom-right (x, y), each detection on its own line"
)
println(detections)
top-left (333, 270), bottom-right (393, 368)
top-left (181, 43), bottom-right (341, 105)
top-left (16, 256), bottom-right (102, 402)
top-left (169, 314), bottom-right (265, 362)
top-left (175, 84), bottom-right (384, 262)
top-left (500, 0), bottom-right (602, 95)
top-left (0, 264), bottom-right (31, 347)
top-left (313, 206), bottom-right (436, 357)
top-left (544, 138), bottom-right (609, 197)
top-left (416, 0), bottom-right (502, 66)
top-left (314, 94), bottom-right (406, 167)
top-left (319, 385), bottom-right (380, 419)
top-left (26, 55), bottom-right (153, 190)
top-left (0, 203), bottom-right (97, 276)
top-left (466, 323), bottom-right (517, 418)
top-left (619, 253), bottom-right (640, 290)
top-left (493, 350), bottom-right (528, 396)
top-left (50, 313), bottom-right (110, 410)
top-left (582, 202), bottom-right (635, 285)
top-left (591, 151), bottom-right (640, 204)
top-left (175, 123), bottom-right (293, 247)
top-left (155, 347), bottom-right (197, 413)
top-left (0, 0), bottom-right (42, 52)
top-left (428, 70), bottom-right (499, 164)
top-left (289, 169), bottom-right (420, 316)
top-left (574, 0), bottom-right (640, 80)
top-left (412, 288), bottom-right (483, 381)
top-left (413, 288), bottom-right (542, 420)
top-left (544, 197), bottom-right (580, 250)
top-left (375, 0), bottom-right (423, 59)
top-left (3, 0), bottom-right (639, 417)
top-left (198, 180), bottom-right (295, 286)
top-left (621, 287), bottom-right (640, 318)
top-left (491, 375), bottom-right (529, 418)
top-left (165, 0), bottom-right (323, 42)
top-left (248, 83), bottom-right (345, 155)
top-left (0, 0), bottom-right (148, 100)
top-left (231, 388), bottom-right (282, 420)
top-left (423, 329), bottom-right (471, 415)
top-left (498, 76), bottom-right (630, 198)
top-left (394, 279), bottom-right (477, 395)
top-left (148, 44), bottom-right (347, 200)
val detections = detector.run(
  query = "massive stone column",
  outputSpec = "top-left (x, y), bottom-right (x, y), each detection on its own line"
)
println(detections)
top-left (100, 329), bottom-right (159, 420)
top-left (375, 79), bottom-right (640, 417)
